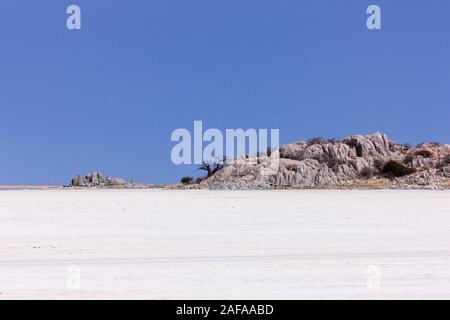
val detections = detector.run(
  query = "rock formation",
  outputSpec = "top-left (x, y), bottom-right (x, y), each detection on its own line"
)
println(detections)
top-left (194, 132), bottom-right (450, 190)
top-left (69, 172), bottom-right (152, 188)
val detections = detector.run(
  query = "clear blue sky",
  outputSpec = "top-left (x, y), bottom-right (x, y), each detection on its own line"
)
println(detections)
top-left (0, 1), bottom-right (449, 185)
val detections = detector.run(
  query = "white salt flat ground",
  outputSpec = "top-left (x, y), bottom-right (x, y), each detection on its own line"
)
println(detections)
top-left (0, 189), bottom-right (449, 299)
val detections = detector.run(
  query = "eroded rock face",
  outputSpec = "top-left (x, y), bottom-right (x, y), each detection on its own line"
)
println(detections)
top-left (195, 132), bottom-right (450, 190)
top-left (342, 132), bottom-right (391, 159)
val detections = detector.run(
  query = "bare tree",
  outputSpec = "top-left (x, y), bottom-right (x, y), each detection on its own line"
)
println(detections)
top-left (197, 158), bottom-right (226, 177)
top-left (197, 161), bottom-right (213, 177)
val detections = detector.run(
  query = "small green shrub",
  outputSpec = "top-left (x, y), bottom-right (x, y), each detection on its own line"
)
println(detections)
top-left (414, 149), bottom-right (433, 158)
top-left (307, 137), bottom-right (326, 145)
top-left (180, 176), bottom-right (194, 184)
top-left (306, 137), bottom-right (337, 146)
top-left (382, 161), bottom-right (416, 178)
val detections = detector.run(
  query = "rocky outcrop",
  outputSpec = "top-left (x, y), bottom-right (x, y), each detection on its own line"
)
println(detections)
top-left (69, 172), bottom-right (153, 189)
top-left (194, 132), bottom-right (450, 190)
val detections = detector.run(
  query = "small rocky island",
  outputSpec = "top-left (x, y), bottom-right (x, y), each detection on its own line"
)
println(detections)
top-left (69, 172), bottom-right (153, 189)
top-left (191, 132), bottom-right (450, 190)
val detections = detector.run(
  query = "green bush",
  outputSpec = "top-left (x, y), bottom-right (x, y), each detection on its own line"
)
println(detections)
top-left (414, 149), bottom-right (433, 158)
top-left (381, 161), bottom-right (416, 178)
top-left (180, 176), bottom-right (194, 184)
top-left (306, 137), bottom-right (336, 146)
